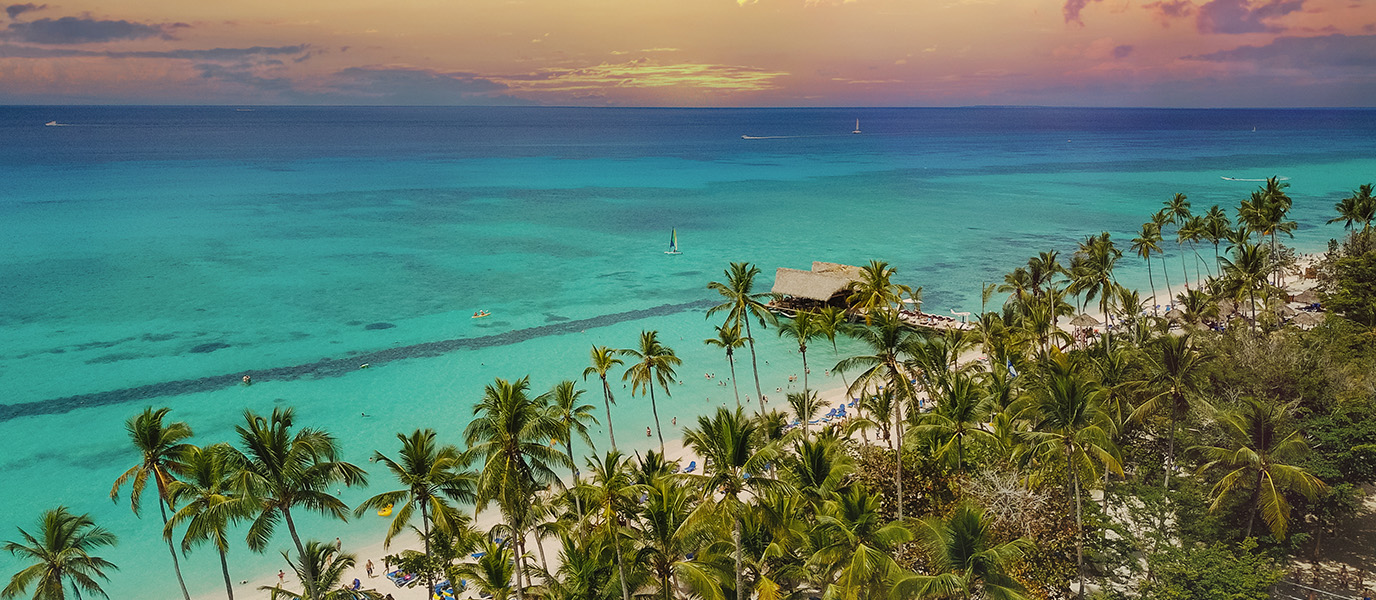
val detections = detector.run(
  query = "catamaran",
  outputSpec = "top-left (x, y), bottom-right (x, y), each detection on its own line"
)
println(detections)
top-left (665, 228), bottom-right (682, 255)
top-left (852, 119), bottom-right (861, 134)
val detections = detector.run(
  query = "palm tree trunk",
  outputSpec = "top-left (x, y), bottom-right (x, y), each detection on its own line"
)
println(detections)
top-left (613, 527), bottom-right (631, 600)
top-left (1163, 401), bottom-right (1178, 491)
top-left (734, 516), bottom-right (744, 600)
top-left (218, 546), bottom-right (235, 600)
top-left (1245, 469), bottom-right (1265, 539)
top-left (728, 352), bottom-right (742, 410)
top-left (743, 318), bottom-right (767, 421)
top-left (567, 439), bottom-right (585, 536)
top-left (649, 378), bottom-right (665, 455)
top-left (158, 500), bottom-right (193, 600)
top-left (1180, 251), bottom-right (1190, 289)
top-left (519, 535), bottom-right (533, 588)
top-left (422, 502), bottom-right (433, 598)
top-left (601, 376), bottom-right (618, 452)
top-left (1146, 256), bottom-right (1158, 317)
top-left (801, 347), bottom-right (809, 394)
top-left (282, 508), bottom-right (317, 600)
top-left (894, 387), bottom-right (905, 521)
top-left (535, 532), bottom-right (550, 580)
top-left (1161, 255), bottom-right (1173, 308)
top-left (1073, 460), bottom-right (1086, 599)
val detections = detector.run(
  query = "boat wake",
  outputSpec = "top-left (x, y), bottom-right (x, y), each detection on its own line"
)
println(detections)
top-left (1221, 176), bottom-right (1290, 182)
top-left (740, 133), bottom-right (847, 140)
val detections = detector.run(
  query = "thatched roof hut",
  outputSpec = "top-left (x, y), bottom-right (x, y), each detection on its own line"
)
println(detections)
top-left (771, 262), bottom-right (865, 305)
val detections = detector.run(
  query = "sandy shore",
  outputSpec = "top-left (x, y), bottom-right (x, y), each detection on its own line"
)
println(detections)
top-left (201, 255), bottom-right (1325, 600)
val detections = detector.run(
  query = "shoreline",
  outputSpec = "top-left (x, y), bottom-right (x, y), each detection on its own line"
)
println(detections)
top-left (194, 254), bottom-right (1324, 600)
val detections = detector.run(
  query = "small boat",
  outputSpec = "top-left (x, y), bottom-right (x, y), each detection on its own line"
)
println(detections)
top-left (664, 228), bottom-right (682, 255)
top-left (472, 310), bottom-right (491, 319)
top-left (851, 119), bottom-right (861, 134)
top-left (44, 121), bottom-right (59, 126)
top-left (377, 504), bottom-right (393, 517)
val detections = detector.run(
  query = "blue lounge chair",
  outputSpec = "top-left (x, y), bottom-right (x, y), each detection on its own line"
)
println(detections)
top-left (685, 460), bottom-right (697, 473)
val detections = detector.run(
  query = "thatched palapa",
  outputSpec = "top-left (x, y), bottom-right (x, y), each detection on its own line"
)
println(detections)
top-left (771, 261), bottom-right (865, 306)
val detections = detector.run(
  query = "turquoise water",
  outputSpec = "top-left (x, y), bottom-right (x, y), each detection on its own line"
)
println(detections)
top-left (1, 107), bottom-right (1373, 598)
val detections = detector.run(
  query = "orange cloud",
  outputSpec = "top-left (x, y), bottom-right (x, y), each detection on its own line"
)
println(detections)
top-left (497, 59), bottom-right (789, 94)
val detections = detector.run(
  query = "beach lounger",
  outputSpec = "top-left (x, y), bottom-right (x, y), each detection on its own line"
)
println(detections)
top-left (685, 460), bottom-right (697, 473)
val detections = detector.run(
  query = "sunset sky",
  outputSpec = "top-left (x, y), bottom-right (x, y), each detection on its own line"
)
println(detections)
top-left (0, 0), bottom-right (1372, 106)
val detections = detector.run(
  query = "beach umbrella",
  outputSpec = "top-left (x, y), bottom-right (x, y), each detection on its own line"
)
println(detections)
top-left (1164, 308), bottom-right (1186, 321)
top-left (1277, 304), bottom-right (1297, 318)
top-left (1292, 312), bottom-right (1324, 328)
top-left (1294, 290), bottom-right (1320, 304)
top-left (1217, 299), bottom-right (1236, 315)
top-left (1070, 313), bottom-right (1100, 327)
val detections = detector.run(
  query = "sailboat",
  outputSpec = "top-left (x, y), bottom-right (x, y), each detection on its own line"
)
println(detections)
top-left (665, 228), bottom-right (682, 255)
top-left (852, 119), bottom-right (861, 134)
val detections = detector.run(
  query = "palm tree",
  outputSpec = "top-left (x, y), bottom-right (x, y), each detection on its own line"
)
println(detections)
top-left (1192, 397), bottom-right (1328, 539)
top-left (786, 391), bottom-right (824, 437)
top-left (353, 429), bottom-right (475, 594)
top-left (233, 407), bottom-right (368, 600)
top-left (543, 380), bottom-right (599, 528)
top-left (834, 309), bottom-right (920, 519)
top-left (454, 540), bottom-right (517, 600)
top-left (583, 345), bottom-right (625, 452)
top-left (620, 330), bottom-right (682, 455)
top-left (1219, 241), bottom-right (1271, 328)
top-left (1329, 183), bottom-right (1376, 232)
top-left (777, 310), bottom-right (823, 393)
top-left (807, 486), bottom-right (912, 600)
top-left (3, 507), bottom-right (117, 600)
top-left (543, 533), bottom-right (618, 600)
top-left (1017, 351), bottom-right (1122, 598)
top-left (704, 324), bottom-right (748, 409)
top-left (814, 305), bottom-right (854, 390)
top-left (1129, 334), bottom-right (1211, 491)
top-left (636, 481), bottom-right (722, 600)
top-left (845, 260), bottom-right (915, 323)
top-left (259, 540), bottom-right (382, 599)
top-left (707, 262), bottom-right (776, 418)
top-left (579, 451), bottom-right (639, 600)
top-left (683, 407), bottom-right (788, 600)
top-left (782, 436), bottom-right (854, 510)
top-left (893, 502), bottom-right (1033, 600)
top-left (464, 376), bottom-right (567, 600)
top-left (845, 386), bottom-right (896, 448)
top-left (1131, 223), bottom-right (1163, 316)
top-left (1068, 232), bottom-right (1121, 354)
top-left (1238, 179), bottom-right (1296, 287)
top-left (1204, 205), bottom-right (1232, 275)
top-left (108, 407), bottom-right (193, 600)
top-left (165, 444), bottom-right (253, 600)
top-left (910, 372), bottom-right (994, 473)
top-left (1151, 211), bottom-right (1176, 300)
top-left (1162, 193), bottom-right (1192, 288)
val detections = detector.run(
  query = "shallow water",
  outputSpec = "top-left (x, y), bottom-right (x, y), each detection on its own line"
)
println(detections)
top-left (1, 106), bottom-right (1372, 598)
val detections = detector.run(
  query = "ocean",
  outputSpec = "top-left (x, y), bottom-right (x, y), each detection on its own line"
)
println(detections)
top-left (1, 106), bottom-right (1373, 598)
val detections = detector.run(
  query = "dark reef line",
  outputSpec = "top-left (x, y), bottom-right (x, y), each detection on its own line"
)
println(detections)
top-left (0, 299), bottom-right (713, 422)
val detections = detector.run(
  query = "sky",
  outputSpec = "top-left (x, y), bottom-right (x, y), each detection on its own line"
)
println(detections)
top-left (0, 0), bottom-right (1373, 106)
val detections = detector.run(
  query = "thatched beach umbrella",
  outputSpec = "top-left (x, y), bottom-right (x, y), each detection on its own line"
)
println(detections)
top-left (1070, 313), bottom-right (1100, 327)
top-left (1294, 289), bottom-right (1320, 304)
top-left (1292, 311), bottom-right (1325, 329)
top-left (1164, 308), bottom-right (1186, 321)
top-left (1217, 299), bottom-right (1236, 316)
top-left (1277, 304), bottom-right (1298, 318)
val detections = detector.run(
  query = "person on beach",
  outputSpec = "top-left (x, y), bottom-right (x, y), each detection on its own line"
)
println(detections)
top-left (278, 570), bottom-right (285, 584)
top-left (334, 537), bottom-right (342, 552)
top-left (366, 559), bottom-right (374, 577)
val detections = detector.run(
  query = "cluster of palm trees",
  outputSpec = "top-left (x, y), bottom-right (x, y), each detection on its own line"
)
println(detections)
top-left (9, 178), bottom-right (1370, 600)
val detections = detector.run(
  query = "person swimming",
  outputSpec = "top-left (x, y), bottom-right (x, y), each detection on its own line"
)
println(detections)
top-left (242, 374), bottom-right (252, 385)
